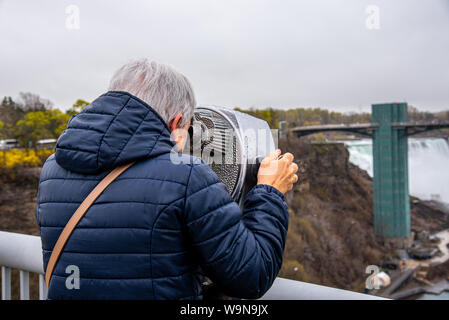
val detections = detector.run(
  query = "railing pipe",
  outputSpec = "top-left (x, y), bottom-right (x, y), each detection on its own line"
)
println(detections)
top-left (1, 266), bottom-right (11, 300)
top-left (260, 277), bottom-right (386, 300)
top-left (39, 274), bottom-right (47, 300)
top-left (19, 270), bottom-right (30, 300)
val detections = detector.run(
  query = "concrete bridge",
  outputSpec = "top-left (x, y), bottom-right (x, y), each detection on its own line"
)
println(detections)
top-left (289, 103), bottom-right (449, 240)
top-left (290, 121), bottom-right (449, 138)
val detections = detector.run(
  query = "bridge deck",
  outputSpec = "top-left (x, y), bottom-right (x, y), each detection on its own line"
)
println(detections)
top-left (290, 121), bottom-right (449, 138)
top-left (290, 123), bottom-right (379, 137)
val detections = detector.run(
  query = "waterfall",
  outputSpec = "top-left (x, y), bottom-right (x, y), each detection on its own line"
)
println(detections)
top-left (343, 138), bottom-right (449, 205)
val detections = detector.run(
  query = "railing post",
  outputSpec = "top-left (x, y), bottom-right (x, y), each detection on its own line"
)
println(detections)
top-left (1, 266), bottom-right (11, 300)
top-left (39, 274), bottom-right (47, 300)
top-left (20, 270), bottom-right (30, 300)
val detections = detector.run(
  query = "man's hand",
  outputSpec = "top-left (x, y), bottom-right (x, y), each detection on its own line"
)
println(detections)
top-left (257, 149), bottom-right (299, 194)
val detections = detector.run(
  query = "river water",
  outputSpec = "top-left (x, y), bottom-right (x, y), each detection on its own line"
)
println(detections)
top-left (343, 138), bottom-right (449, 206)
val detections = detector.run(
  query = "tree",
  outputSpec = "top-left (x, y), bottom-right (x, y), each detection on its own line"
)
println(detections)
top-left (0, 121), bottom-right (4, 138)
top-left (66, 99), bottom-right (90, 116)
top-left (46, 109), bottom-right (71, 137)
top-left (14, 111), bottom-right (51, 149)
top-left (16, 92), bottom-right (54, 112)
top-left (0, 96), bottom-right (25, 129)
top-left (13, 109), bottom-right (72, 149)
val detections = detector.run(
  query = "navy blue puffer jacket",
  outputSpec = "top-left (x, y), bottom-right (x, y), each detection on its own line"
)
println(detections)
top-left (36, 91), bottom-right (289, 300)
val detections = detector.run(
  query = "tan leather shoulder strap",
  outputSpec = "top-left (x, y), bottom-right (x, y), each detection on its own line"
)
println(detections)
top-left (45, 161), bottom-right (136, 288)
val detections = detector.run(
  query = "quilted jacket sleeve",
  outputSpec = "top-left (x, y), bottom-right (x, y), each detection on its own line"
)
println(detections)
top-left (184, 161), bottom-right (289, 299)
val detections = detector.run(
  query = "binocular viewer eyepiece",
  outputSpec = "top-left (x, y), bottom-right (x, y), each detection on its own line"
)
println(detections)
top-left (183, 106), bottom-right (277, 205)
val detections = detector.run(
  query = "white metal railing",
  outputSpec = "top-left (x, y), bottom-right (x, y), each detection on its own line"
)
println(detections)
top-left (0, 230), bottom-right (385, 300)
top-left (0, 231), bottom-right (47, 300)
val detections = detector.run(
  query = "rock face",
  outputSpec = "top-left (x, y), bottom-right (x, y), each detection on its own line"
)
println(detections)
top-left (278, 136), bottom-right (448, 292)
top-left (278, 136), bottom-right (386, 291)
top-left (411, 200), bottom-right (449, 233)
top-left (0, 168), bottom-right (40, 236)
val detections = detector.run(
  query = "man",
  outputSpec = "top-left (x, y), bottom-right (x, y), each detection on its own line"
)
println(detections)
top-left (36, 59), bottom-right (298, 300)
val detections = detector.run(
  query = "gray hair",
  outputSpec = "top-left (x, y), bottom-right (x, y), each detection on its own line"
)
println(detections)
top-left (108, 59), bottom-right (196, 127)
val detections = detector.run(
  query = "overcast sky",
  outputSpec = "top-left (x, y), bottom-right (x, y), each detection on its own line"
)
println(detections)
top-left (0, 0), bottom-right (448, 113)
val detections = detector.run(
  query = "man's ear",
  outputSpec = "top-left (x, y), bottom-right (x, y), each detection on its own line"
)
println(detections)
top-left (168, 114), bottom-right (183, 132)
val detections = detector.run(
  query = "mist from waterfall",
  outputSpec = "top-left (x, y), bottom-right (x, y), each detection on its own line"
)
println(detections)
top-left (343, 138), bottom-right (449, 205)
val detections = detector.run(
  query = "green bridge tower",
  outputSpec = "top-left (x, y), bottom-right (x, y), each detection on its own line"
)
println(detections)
top-left (372, 103), bottom-right (410, 239)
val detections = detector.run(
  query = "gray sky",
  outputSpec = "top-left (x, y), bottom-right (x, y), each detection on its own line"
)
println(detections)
top-left (0, 0), bottom-right (448, 113)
